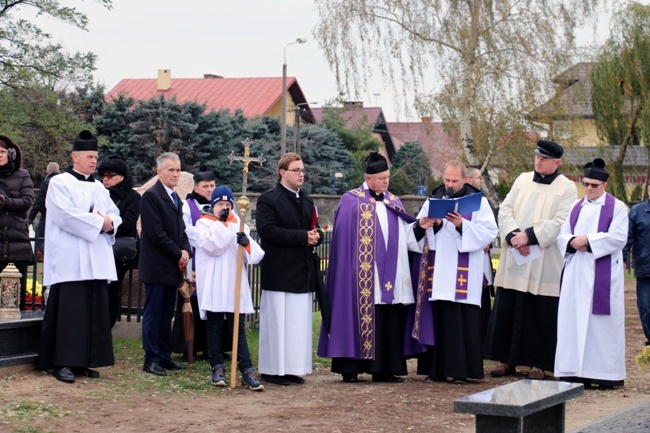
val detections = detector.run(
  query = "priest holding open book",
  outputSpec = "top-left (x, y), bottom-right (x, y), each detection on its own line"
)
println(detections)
top-left (412, 160), bottom-right (497, 384)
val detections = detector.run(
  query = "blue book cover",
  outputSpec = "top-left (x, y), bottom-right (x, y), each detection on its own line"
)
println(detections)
top-left (427, 192), bottom-right (483, 219)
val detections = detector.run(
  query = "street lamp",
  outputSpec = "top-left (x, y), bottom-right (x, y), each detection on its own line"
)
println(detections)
top-left (293, 101), bottom-right (317, 154)
top-left (281, 37), bottom-right (307, 155)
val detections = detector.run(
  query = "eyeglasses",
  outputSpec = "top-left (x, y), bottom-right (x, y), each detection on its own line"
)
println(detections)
top-left (284, 168), bottom-right (306, 175)
top-left (582, 181), bottom-right (604, 189)
top-left (100, 173), bottom-right (119, 179)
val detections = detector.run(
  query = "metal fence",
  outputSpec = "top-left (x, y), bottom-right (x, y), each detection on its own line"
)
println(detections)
top-left (23, 231), bottom-right (332, 323)
top-left (21, 232), bottom-right (636, 320)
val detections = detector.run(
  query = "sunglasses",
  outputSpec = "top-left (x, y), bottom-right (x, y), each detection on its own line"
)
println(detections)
top-left (582, 181), bottom-right (604, 189)
top-left (100, 173), bottom-right (119, 180)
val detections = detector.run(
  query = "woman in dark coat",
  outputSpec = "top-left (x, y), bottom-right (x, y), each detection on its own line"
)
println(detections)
top-left (0, 135), bottom-right (34, 309)
top-left (97, 155), bottom-right (141, 327)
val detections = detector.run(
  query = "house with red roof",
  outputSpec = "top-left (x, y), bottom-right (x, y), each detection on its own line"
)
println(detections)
top-left (311, 101), bottom-right (397, 159)
top-left (106, 69), bottom-right (315, 125)
top-left (386, 119), bottom-right (461, 178)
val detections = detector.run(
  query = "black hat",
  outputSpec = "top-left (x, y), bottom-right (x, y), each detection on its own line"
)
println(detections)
top-left (534, 140), bottom-right (564, 159)
top-left (193, 167), bottom-right (215, 184)
top-left (364, 151), bottom-right (389, 174)
top-left (72, 130), bottom-right (98, 151)
top-left (583, 158), bottom-right (609, 182)
top-left (97, 155), bottom-right (128, 177)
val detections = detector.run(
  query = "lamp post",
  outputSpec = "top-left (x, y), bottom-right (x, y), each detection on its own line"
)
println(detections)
top-left (281, 37), bottom-right (307, 155)
top-left (293, 102), bottom-right (317, 154)
top-left (333, 172), bottom-right (343, 195)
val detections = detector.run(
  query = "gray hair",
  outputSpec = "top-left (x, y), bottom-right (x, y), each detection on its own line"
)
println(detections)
top-left (46, 162), bottom-right (60, 173)
top-left (156, 152), bottom-right (180, 169)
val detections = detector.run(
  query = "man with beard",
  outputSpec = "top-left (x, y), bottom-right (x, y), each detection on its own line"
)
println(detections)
top-left (414, 161), bottom-right (497, 383)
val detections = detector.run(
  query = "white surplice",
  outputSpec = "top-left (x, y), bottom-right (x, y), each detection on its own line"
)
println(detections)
top-left (554, 193), bottom-right (628, 381)
top-left (417, 196), bottom-right (498, 307)
top-left (43, 172), bottom-right (122, 286)
top-left (194, 214), bottom-right (264, 320)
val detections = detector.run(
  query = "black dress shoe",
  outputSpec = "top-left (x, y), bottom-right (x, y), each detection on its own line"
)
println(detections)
top-left (285, 374), bottom-right (305, 384)
top-left (160, 359), bottom-right (187, 370)
top-left (342, 373), bottom-right (359, 383)
top-left (54, 367), bottom-right (75, 383)
top-left (261, 374), bottom-right (290, 386)
top-left (72, 367), bottom-right (100, 379)
top-left (143, 362), bottom-right (167, 376)
top-left (372, 374), bottom-right (404, 383)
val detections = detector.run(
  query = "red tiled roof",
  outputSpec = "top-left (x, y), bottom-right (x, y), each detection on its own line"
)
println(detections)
top-left (386, 122), bottom-right (461, 178)
top-left (106, 76), bottom-right (309, 119)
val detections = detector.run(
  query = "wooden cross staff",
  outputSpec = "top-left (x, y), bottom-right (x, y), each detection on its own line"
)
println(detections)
top-left (228, 138), bottom-right (265, 389)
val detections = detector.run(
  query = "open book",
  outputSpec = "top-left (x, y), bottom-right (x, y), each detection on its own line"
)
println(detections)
top-left (427, 192), bottom-right (483, 219)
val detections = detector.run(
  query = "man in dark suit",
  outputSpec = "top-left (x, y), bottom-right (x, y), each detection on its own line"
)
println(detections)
top-left (256, 152), bottom-right (322, 386)
top-left (28, 162), bottom-right (60, 259)
top-left (140, 152), bottom-right (191, 376)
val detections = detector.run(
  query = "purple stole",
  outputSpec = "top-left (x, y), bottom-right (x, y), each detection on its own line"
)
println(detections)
top-left (412, 239), bottom-right (435, 345)
top-left (187, 199), bottom-right (202, 270)
top-left (352, 187), bottom-right (415, 359)
top-left (568, 193), bottom-right (615, 315)
top-left (455, 213), bottom-right (472, 300)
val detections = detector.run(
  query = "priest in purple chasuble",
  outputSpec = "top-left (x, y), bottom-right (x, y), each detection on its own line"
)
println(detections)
top-left (555, 158), bottom-right (628, 389)
top-left (413, 161), bottom-right (498, 383)
top-left (317, 152), bottom-right (424, 383)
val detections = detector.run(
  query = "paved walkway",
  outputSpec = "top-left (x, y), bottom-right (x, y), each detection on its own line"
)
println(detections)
top-left (569, 399), bottom-right (650, 432)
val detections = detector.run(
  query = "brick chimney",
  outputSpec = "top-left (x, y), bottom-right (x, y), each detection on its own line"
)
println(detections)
top-left (421, 116), bottom-right (433, 123)
top-left (157, 69), bottom-right (171, 91)
top-left (344, 101), bottom-right (364, 108)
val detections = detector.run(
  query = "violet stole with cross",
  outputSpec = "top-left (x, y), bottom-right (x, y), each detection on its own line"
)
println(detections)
top-left (351, 187), bottom-right (415, 360)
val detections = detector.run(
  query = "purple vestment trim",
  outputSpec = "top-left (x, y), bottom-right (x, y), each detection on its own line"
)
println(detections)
top-left (455, 213), bottom-right (472, 300)
top-left (569, 193), bottom-right (615, 315)
top-left (187, 199), bottom-right (202, 271)
top-left (412, 239), bottom-right (435, 346)
top-left (375, 204), bottom-right (400, 304)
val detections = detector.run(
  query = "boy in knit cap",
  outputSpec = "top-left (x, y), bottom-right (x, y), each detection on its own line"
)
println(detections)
top-left (194, 185), bottom-right (265, 391)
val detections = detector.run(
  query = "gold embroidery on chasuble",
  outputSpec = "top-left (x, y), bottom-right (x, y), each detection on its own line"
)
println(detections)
top-left (358, 201), bottom-right (375, 359)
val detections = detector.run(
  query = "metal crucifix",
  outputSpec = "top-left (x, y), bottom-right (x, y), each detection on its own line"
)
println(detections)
top-left (228, 137), bottom-right (266, 197)
top-left (227, 137), bottom-right (265, 389)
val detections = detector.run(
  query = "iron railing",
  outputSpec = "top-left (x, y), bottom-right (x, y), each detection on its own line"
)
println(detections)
top-left (24, 231), bottom-right (332, 323)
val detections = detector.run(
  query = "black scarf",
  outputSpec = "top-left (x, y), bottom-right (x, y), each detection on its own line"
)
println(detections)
top-left (0, 162), bottom-right (14, 179)
top-left (186, 190), bottom-right (210, 204)
top-left (533, 169), bottom-right (560, 185)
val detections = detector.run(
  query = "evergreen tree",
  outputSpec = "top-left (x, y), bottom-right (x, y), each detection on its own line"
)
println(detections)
top-left (391, 142), bottom-right (433, 195)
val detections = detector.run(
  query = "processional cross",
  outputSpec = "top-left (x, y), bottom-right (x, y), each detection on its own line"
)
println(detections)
top-left (227, 137), bottom-right (265, 389)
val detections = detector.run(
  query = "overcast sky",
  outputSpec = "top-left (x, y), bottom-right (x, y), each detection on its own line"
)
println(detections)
top-left (28, 0), bottom-right (634, 122)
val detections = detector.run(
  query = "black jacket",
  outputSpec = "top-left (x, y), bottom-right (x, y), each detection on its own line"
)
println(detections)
top-left (28, 171), bottom-right (58, 226)
top-left (256, 183), bottom-right (321, 293)
top-left (0, 136), bottom-right (33, 262)
top-left (139, 180), bottom-right (190, 286)
top-left (623, 199), bottom-right (650, 278)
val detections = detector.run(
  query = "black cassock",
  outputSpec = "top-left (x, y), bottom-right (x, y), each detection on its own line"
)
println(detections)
top-left (38, 280), bottom-right (114, 370)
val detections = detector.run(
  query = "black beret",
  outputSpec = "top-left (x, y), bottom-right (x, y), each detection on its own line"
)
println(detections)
top-left (364, 151), bottom-right (389, 174)
top-left (72, 130), bottom-right (98, 151)
top-left (193, 167), bottom-right (215, 184)
top-left (583, 158), bottom-right (609, 182)
top-left (534, 140), bottom-right (564, 159)
top-left (97, 155), bottom-right (128, 177)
